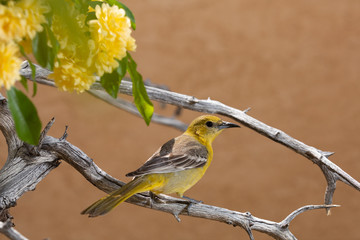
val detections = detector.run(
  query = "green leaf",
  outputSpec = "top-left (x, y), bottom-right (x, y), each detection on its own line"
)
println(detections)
top-left (48, 0), bottom-right (89, 56)
top-left (105, 0), bottom-right (136, 29)
top-left (89, 1), bottom-right (103, 9)
top-left (100, 56), bottom-right (128, 98)
top-left (100, 70), bottom-right (121, 99)
top-left (32, 81), bottom-right (38, 97)
top-left (32, 30), bottom-right (49, 68)
top-left (7, 87), bottom-right (42, 145)
top-left (20, 76), bottom-right (28, 91)
top-left (74, 0), bottom-right (92, 13)
top-left (86, 11), bottom-right (97, 23)
top-left (28, 61), bottom-right (37, 85)
top-left (126, 53), bottom-right (153, 125)
top-left (44, 24), bottom-right (59, 71)
top-left (32, 24), bottom-right (58, 72)
top-left (117, 55), bottom-right (128, 79)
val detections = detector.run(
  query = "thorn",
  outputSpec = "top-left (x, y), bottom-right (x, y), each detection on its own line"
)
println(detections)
top-left (60, 126), bottom-right (68, 141)
top-left (188, 96), bottom-right (199, 104)
top-left (326, 205), bottom-right (340, 216)
top-left (173, 211), bottom-right (181, 222)
top-left (243, 107), bottom-right (251, 113)
top-left (36, 117), bottom-right (55, 150)
top-left (318, 150), bottom-right (335, 158)
top-left (326, 209), bottom-right (331, 216)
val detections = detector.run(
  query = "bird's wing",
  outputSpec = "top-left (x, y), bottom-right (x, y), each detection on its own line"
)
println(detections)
top-left (126, 136), bottom-right (208, 177)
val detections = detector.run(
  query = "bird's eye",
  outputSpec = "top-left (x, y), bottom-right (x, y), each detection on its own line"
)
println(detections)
top-left (206, 121), bottom-right (213, 127)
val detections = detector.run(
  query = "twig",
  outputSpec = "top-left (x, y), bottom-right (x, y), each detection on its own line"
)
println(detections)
top-left (88, 89), bottom-right (187, 131)
top-left (279, 204), bottom-right (340, 228)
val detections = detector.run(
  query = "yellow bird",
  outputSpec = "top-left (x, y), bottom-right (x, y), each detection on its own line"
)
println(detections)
top-left (81, 115), bottom-right (239, 217)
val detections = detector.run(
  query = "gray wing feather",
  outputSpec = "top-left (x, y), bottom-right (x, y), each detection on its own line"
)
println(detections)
top-left (126, 139), bottom-right (208, 177)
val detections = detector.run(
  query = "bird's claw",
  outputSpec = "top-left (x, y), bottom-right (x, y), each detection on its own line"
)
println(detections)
top-left (148, 192), bottom-right (168, 208)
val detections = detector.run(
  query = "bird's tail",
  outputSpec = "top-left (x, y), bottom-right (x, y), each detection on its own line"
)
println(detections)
top-left (81, 176), bottom-right (155, 217)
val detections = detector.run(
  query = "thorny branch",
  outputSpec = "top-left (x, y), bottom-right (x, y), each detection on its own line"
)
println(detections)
top-left (20, 60), bottom-right (360, 205)
top-left (0, 60), bottom-right (358, 239)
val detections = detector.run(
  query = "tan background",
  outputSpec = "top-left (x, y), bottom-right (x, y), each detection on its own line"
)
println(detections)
top-left (1, 0), bottom-right (360, 239)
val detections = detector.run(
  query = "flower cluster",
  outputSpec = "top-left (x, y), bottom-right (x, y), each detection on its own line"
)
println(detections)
top-left (50, 55), bottom-right (96, 92)
top-left (49, 2), bottom-right (136, 93)
top-left (49, 10), bottom-right (96, 93)
top-left (0, 41), bottom-right (23, 89)
top-left (89, 3), bottom-right (136, 76)
top-left (0, 0), bottom-right (48, 89)
top-left (0, 1), bottom-right (136, 93)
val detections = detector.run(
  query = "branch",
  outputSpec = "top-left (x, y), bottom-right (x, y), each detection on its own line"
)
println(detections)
top-left (1, 60), bottom-right (355, 239)
top-left (88, 89), bottom-right (187, 131)
top-left (19, 60), bottom-right (360, 208)
top-left (19, 61), bottom-right (188, 131)
top-left (0, 219), bottom-right (28, 240)
top-left (0, 103), bottom-right (339, 239)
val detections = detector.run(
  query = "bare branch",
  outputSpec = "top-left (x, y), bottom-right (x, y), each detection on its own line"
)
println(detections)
top-left (0, 131), bottom-right (340, 240)
top-left (1, 60), bottom-right (355, 239)
top-left (113, 78), bottom-right (360, 201)
top-left (19, 61), bottom-right (188, 131)
top-left (19, 60), bottom-right (360, 206)
top-left (0, 219), bottom-right (28, 240)
top-left (0, 94), bottom-right (22, 160)
top-left (88, 89), bottom-right (187, 131)
top-left (279, 204), bottom-right (340, 228)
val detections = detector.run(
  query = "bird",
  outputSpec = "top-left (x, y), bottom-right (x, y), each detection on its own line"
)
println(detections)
top-left (81, 115), bottom-right (240, 217)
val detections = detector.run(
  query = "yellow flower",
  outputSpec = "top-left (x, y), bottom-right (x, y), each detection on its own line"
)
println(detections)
top-left (89, 3), bottom-right (136, 76)
top-left (126, 37), bottom-right (136, 52)
top-left (17, 0), bottom-right (49, 40)
top-left (0, 0), bottom-right (48, 43)
top-left (49, 55), bottom-right (96, 93)
top-left (0, 2), bottom-right (26, 42)
top-left (0, 42), bottom-right (22, 89)
top-left (50, 5), bottom-right (97, 93)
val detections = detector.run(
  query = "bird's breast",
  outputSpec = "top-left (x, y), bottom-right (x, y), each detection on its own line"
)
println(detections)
top-left (151, 165), bottom-right (208, 196)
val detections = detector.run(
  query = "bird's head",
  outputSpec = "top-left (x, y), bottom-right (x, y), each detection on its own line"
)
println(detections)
top-left (185, 115), bottom-right (240, 145)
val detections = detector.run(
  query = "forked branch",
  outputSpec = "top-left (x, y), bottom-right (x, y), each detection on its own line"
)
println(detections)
top-left (20, 60), bottom-right (360, 207)
top-left (0, 61), bottom-right (358, 240)
top-left (0, 98), bottom-right (339, 239)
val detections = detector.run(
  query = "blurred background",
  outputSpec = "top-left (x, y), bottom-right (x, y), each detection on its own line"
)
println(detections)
top-left (1, 0), bottom-right (360, 239)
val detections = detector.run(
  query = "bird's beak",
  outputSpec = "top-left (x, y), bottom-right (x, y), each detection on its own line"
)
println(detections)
top-left (218, 121), bottom-right (240, 130)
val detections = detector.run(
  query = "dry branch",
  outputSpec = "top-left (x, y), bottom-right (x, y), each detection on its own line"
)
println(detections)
top-left (0, 219), bottom-right (28, 240)
top-left (0, 96), bottom-right (339, 240)
top-left (0, 60), bottom-right (358, 239)
top-left (19, 60), bottom-right (360, 205)
top-left (88, 89), bottom-right (187, 131)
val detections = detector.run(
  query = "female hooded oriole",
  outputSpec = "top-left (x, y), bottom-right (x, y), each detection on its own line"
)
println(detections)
top-left (81, 115), bottom-right (239, 217)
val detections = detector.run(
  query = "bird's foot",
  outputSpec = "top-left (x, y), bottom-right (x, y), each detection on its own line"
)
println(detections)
top-left (182, 195), bottom-right (203, 204)
top-left (179, 195), bottom-right (203, 215)
top-left (148, 191), bottom-right (167, 208)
